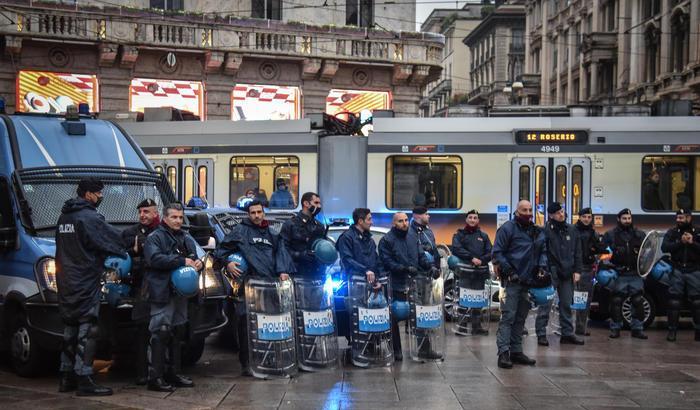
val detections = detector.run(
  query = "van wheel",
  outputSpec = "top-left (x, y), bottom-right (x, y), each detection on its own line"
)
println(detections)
top-left (10, 313), bottom-right (45, 377)
top-left (182, 336), bottom-right (206, 366)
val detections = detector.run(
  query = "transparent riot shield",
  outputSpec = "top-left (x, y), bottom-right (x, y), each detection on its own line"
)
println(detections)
top-left (348, 275), bottom-right (393, 368)
top-left (638, 231), bottom-right (663, 278)
top-left (546, 292), bottom-right (561, 336)
top-left (571, 278), bottom-right (591, 335)
top-left (453, 265), bottom-right (491, 336)
top-left (294, 276), bottom-right (338, 371)
top-left (408, 274), bottom-right (445, 362)
top-left (245, 277), bottom-right (297, 379)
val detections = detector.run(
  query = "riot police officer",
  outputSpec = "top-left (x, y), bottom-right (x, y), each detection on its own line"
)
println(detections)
top-left (280, 192), bottom-right (326, 279)
top-left (336, 208), bottom-right (381, 286)
top-left (535, 203), bottom-right (584, 346)
top-left (574, 207), bottom-right (607, 336)
top-left (411, 207), bottom-right (441, 269)
top-left (56, 178), bottom-right (125, 396)
top-left (661, 208), bottom-right (700, 342)
top-left (602, 208), bottom-right (648, 340)
top-left (143, 203), bottom-right (199, 391)
top-left (215, 200), bottom-right (296, 376)
top-left (451, 210), bottom-right (492, 335)
top-left (121, 198), bottom-right (160, 385)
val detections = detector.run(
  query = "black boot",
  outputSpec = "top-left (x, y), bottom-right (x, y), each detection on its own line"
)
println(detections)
top-left (510, 352), bottom-right (536, 366)
top-left (537, 336), bottom-right (549, 346)
top-left (631, 330), bottom-right (648, 340)
top-left (76, 375), bottom-right (113, 396)
top-left (497, 351), bottom-right (513, 369)
top-left (667, 329), bottom-right (677, 342)
top-left (148, 377), bottom-right (174, 392)
top-left (560, 335), bottom-right (585, 345)
top-left (147, 328), bottom-right (174, 392)
top-left (165, 326), bottom-right (194, 388)
top-left (394, 351), bottom-right (403, 361)
top-left (58, 371), bottom-right (77, 393)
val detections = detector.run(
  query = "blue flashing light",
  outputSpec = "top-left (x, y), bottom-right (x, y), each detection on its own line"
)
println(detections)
top-left (78, 103), bottom-right (90, 115)
top-left (324, 275), bottom-right (345, 293)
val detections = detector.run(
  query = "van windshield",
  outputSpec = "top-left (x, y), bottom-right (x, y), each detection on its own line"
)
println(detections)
top-left (10, 116), bottom-right (146, 169)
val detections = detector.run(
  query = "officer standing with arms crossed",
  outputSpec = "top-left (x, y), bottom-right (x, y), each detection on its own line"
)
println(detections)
top-left (574, 207), bottom-right (607, 336)
top-left (121, 198), bottom-right (160, 385)
top-left (535, 203), bottom-right (584, 346)
top-left (602, 208), bottom-right (648, 340)
top-left (493, 200), bottom-right (548, 369)
top-left (56, 178), bottom-right (125, 396)
top-left (143, 203), bottom-right (198, 392)
top-left (215, 200), bottom-right (296, 376)
top-left (451, 210), bottom-right (492, 335)
top-left (662, 208), bottom-right (700, 342)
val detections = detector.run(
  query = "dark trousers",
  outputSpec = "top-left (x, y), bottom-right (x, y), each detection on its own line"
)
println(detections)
top-left (60, 303), bottom-right (100, 376)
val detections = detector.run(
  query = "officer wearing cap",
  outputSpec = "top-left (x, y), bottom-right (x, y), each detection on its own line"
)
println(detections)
top-left (661, 208), bottom-right (700, 342)
top-left (574, 207), bottom-right (608, 336)
top-left (121, 198), bottom-right (160, 385)
top-left (535, 202), bottom-right (584, 346)
top-left (56, 178), bottom-right (125, 396)
top-left (602, 208), bottom-right (648, 339)
top-left (410, 206), bottom-right (441, 270)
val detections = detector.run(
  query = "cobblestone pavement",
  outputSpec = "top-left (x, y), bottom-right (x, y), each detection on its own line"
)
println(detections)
top-left (0, 319), bottom-right (699, 410)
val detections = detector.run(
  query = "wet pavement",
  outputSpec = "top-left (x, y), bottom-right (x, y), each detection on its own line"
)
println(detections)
top-left (1, 318), bottom-right (699, 409)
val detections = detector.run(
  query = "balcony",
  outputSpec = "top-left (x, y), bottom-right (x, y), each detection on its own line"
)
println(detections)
top-left (427, 79), bottom-right (452, 100)
top-left (581, 32), bottom-right (617, 63)
top-left (467, 85), bottom-right (491, 104)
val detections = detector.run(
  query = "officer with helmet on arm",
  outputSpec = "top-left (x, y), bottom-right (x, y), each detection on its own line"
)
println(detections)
top-left (662, 208), bottom-right (700, 342)
top-left (410, 207), bottom-right (441, 270)
top-left (143, 203), bottom-right (199, 392)
top-left (280, 192), bottom-right (326, 279)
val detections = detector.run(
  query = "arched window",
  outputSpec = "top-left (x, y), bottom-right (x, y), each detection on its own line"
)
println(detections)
top-left (644, 26), bottom-right (660, 82)
top-left (671, 11), bottom-right (690, 73)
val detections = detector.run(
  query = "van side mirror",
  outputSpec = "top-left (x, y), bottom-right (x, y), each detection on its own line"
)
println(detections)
top-left (188, 212), bottom-right (212, 247)
top-left (0, 227), bottom-right (18, 251)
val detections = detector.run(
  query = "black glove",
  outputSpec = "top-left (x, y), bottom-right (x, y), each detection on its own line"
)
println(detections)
top-left (406, 266), bottom-right (418, 275)
top-left (429, 266), bottom-right (440, 279)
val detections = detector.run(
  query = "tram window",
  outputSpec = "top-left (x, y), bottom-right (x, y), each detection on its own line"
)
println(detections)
top-left (572, 165), bottom-right (583, 217)
top-left (518, 165), bottom-right (530, 200)
top-left (230, 156), bottom-right (299, 209)
top-left (167, 166), bottom-right (177, 196)
top-left (385, 156), bottom-right (462, 209)
top-left (642, 156), bottom-right (699, 211)
top-left (184, 166), bottom-right (194, 203)
top-left (534, 165), bottom-right (546, 225)
top-left (198, 166), bottom-right (208, 198)
top-left (555, 165), bottom-right (567, 207)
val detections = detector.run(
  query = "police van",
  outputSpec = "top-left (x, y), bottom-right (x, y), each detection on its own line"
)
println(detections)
top-left (0, 103), bottom-right (227, 376)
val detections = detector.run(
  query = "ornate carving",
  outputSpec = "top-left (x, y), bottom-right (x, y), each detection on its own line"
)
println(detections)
top-left (48, 48), bottom-right (70, 67)
top-left (352, 69), bottom-right (370, 86)
top-left (259, 62), bottom-right (278, 80)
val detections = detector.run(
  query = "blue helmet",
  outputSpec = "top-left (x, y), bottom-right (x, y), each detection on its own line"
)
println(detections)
top-left (424, 251), bottom-right (435, 265)
top-left (236, 196), bottom-right (253, 211)
top-left (171, 266), bottom-right (199, 297)
top-left (312, 238), bottom-right (338, 265)
top-left (529, 285), bottom-right (555, 307)
top-left (447, 255), bottom-right (463, 270)
top-left (596, 269), bottom-right (618, 287)
top-left (391, 300), bottom-right (410, 321)
top-left (187, 196), bottom-right (208, 209)
top-left (650, 259), bottom-right (672, 281)
top-left (103, 283), bottom-right (131, 307)
top-left (104, 254), bottom-right (131, 279)
top-left (226, 253), bottom-right (249, 274)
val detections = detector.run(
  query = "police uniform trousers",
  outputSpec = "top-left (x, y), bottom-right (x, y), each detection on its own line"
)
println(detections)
top-left (535, 274), bottom-right (575, 337)
top-left (60, 303), bottom-right (100, 376)
top-left (609, 275), bottom-right (645, 331)
top-left (496, 281), bottom-right (530, 356)
top-left (147, 297), bottom-right (188, 380)
top-left (668, 269), bottom-right (700, 331)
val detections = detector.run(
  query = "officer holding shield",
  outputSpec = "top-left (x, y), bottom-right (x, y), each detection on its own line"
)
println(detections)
top-left (661, 208), bottom-right (700, 342)
top-left (411, 207), bottom-right (441, 269)
top-left (280, 192), bottom-right (326, 279)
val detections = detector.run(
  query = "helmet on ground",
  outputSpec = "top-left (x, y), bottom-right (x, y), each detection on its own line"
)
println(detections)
top-left (596, 269), bottom-right (618, 287)
top-left (650, 259), bottom-right (672, 281)
top-left (447, 255), bottom-right (463, 270)
top-left (226, 253), bottom-right (249, 274)
top-left (391, 300), bottom-right (410, 321)
top-left (171, 266), bottom-right (199, 297)
top-left (104, 254), bottom-right (131, 280)
top-left (529, 285), bottom-right (555, 307)
top-left (312, 238), bottom-right (338, 265)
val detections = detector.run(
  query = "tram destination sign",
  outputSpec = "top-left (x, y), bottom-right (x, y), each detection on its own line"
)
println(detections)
top-left (514, 130), bottom-right (588, 145)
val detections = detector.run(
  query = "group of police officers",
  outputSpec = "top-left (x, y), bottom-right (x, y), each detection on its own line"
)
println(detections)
top-left (54, 178), bottom-right (700, 396)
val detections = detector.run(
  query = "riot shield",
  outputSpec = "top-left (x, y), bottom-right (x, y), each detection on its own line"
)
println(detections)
top-left (245, 277), bottom-right (297, 379)
top-left (408, 274), bottom-right (445, 362)
top-left (638, 231), bottom-right (663, 277)
top-left (348, 275), bottom-right (393, 368)
top-left (571, 276), bottom-right (592, 335)
top-left (294, 276), bottom-right (338, 371)
top-left (546, 292), bottom-right (561, 336)
top-left (453, 265), bottom-right (491, 336)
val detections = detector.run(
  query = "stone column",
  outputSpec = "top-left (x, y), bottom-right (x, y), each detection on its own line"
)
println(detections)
top-left (590, 61), bottom-right (599, 99)
top-left (660, 0), bottom-right (672, 75)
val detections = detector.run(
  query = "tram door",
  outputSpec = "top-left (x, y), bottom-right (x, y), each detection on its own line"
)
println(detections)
top-left (511, 157), bottom-right (591, 224)
top-left (152, 158), bottom-right (215, 206)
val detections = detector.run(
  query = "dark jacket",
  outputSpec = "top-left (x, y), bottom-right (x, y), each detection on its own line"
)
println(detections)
top-left (451, 227), bottom-right (492, 265)
top-left (280, 211), bottom-right (326, 278)
top-left (575, 221), bottom-right (607, 268)
top-left (378, 227), bottom-right (429, 290)
top-left (492, 219), bottom-right (548, 284)
top-left (144, 224), bottom-right (199, 304)
top-left (602, 225), bottom-right (646, 276)
top-left (121, 222), bottom-right (157, 288)
top-left (336, 225), bottom-right (380, 278)
top-left (544, 220), bottom-right (582, 280)
top-left (661, 224), bottom-right (700, 273)
top-left (642, 181), bottom-right (664, 210)
top-left (214, 218), bottom-right (296, 280)
top-left (410, 220), bottom-right (441, 268)
top-left (55, 198), bottom-right (125, 322)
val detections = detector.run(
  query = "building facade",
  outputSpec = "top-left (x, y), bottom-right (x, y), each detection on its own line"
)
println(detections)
top-left (0, 0), bottom-right (441, 119)
top-left (524, 0), bottom-right (700, 108)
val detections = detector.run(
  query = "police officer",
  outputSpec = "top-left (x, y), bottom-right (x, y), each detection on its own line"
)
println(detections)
top-left (661, 208), bottom-right (700, 342)
top-left (574, 207), bottom-right (607, 336)
top-left (280, 192), bottom-right (326, 279)
top-left (121, 198), bottom-right (160, 385)
top-left (143, 203), bottom-right (198, 391)
top-left (493, 200), bottom-right (547, 369)
top-left (56, 178), bottom-right (125, 396)
top-left (379, 212), bottom-right (436, 361)
top-left (602, 208), bottom-right (648, 340)
top-left (451, 210), bottom-right (492, 335)
top-left (215, 200), bottom-right (296, 376)
top-left (411, 207), bottom-right (441, 270)
top-left (535, 203), bottom-right (584, 346)
top-left (336, 208), bottom-right (381, 286)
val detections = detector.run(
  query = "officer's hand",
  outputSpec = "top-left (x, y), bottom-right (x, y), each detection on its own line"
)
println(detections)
top-left (430, 267), bottom-right (441, 279)
top-left (406, 266), bottom-right (418, 275)
top-left (185, 258), bottom-right (199, 269)
top-left (682, 232), bottom-right (693, 244)
top-left (193, 259), bottom-right (204, 271)
top-left (279, 273), bottom-right (290, 281)
top-left (366, 270), bottom-right (375, 283)
top-left (471, 258), bottom-right (482, 266)
top-left (573, 272), bottom-right (581, 283)
top-left (226, 261), bottom-right (243, 278)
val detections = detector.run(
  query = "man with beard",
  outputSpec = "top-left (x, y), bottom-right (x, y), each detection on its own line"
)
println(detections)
top-left (602, 208), bottom-right (648, 339)
top-left (574, 208), bottom-right (608, 336)
top-left (661, 208), bottom-right (700, 342)
top-left (410, 207), bottom-right (441, 270)
top-left (280, 192), bottom-right (326, 280)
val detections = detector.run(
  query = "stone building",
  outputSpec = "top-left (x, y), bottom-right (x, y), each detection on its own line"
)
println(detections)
top-left (0, 0), bottom-right (442, 119)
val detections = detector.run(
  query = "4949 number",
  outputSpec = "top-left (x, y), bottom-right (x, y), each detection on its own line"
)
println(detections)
top-left (540, 145), bottom-right (560, 153)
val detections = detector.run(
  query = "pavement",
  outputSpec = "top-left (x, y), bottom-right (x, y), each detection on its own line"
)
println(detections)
top-left (0, 317), bottom-right (699, 410)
